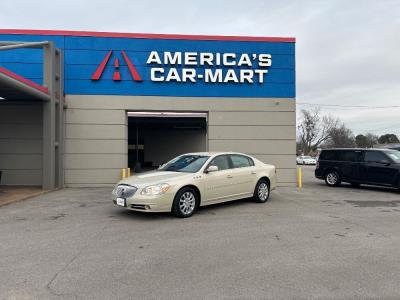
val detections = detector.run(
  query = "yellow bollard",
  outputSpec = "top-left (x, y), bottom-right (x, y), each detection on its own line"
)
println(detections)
top-left (127, 168), bottom-right (131, 177)
top-left (297, 167), bottom-right (302, 188)
top-left (121, 168), bottom-right (126, 179)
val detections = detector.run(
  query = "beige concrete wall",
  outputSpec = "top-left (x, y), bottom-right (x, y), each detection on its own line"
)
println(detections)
top-left (0, 102), bottom-right (42, 185)
top-left (64, 107), bottom-right (127, 186)
top-left (64, 95), bottom-right (296, 187)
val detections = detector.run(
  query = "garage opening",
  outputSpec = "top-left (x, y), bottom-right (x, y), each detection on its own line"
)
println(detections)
top-left (127, 112), bottom-right (208, 172)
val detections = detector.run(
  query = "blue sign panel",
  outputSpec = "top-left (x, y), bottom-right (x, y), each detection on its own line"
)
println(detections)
top-left (0, 31), bottom-right (295, 98)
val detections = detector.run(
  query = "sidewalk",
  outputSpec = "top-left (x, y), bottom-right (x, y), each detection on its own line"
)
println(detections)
top-left (0, 186), bottom-right (45, 207)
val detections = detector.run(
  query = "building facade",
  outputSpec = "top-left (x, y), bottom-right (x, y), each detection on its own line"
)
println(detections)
top-left (0, 29), bottom-right (296, 188)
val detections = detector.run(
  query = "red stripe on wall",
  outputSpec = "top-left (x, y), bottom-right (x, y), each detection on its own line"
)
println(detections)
top-left (0, 29), bottom-right (296, 43)
top-left (112, 71), bottom-right (121, 81)
top-left (0, 66), bottom-right (49, 94)
top-left (121, 50), bottom-right (143, 82)
top-left (91, 50), bottom-right (112, 80)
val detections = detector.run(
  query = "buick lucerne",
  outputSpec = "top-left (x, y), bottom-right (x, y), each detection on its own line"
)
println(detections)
top-left (112, 152), bottom-right (277, 218)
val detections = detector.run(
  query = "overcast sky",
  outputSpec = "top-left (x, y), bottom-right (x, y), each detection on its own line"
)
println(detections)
top-left (1, 0), bottom-right (399, 136)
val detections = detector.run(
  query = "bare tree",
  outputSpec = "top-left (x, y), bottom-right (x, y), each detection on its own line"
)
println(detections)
top-left (324, 124), bottom-right (355, 148)
top-left (355, 133), bottom-right (378, 148)
top-left (297, 108), bottom-right (339, 154)
top-left (365, 133), bottom-right (379, 146)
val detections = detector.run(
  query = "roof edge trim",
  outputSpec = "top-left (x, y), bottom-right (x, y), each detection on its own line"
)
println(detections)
top-left (0, 29), bottom-right (296, 43)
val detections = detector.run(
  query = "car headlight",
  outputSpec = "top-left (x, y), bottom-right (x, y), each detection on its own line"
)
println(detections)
top-left (140, 183), bottom-right (170, 195)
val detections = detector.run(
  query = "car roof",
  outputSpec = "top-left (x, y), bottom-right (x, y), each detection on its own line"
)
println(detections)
top-left (321, 148), bottom-right (395, 152)
top-left (184, 151), bottom-right (252, 157)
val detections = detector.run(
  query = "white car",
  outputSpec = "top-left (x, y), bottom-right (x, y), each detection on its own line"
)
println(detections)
top-left (112, 152), bottom-right (277, 218)
top-left (296, 155), bottom-right (317, 165)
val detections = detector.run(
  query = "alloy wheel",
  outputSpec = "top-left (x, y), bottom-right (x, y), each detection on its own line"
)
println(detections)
top-left (179, 191), bottom-right (196, 215)
top-left (326, 173), bottom-right (338, 185)
top-left (258, 183), bottom-right (269, 201)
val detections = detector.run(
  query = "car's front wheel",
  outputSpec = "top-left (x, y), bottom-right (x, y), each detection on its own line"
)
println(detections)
top-left (253, 179), bottom-right (270, 203)
top-left (172, 187), bottom-right (198, 218)
top-left (325, 171), bottom-right (341, 187)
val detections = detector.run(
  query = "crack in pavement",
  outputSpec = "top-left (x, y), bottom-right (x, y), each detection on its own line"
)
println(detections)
top-left (45, 221), bottom-right (110, 297)
top-left (326, 214), bottom-right (387, 238)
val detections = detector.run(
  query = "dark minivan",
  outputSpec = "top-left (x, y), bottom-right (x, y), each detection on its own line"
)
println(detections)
top-left (315, 149), bottom-right (400, 189)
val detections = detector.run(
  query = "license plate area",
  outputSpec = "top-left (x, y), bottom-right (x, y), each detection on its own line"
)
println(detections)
top-left (116, 197), bottom-right (126, 207)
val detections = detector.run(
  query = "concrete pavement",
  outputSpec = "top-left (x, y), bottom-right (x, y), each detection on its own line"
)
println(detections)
top-left (1, 166), bottom-right (400, 299)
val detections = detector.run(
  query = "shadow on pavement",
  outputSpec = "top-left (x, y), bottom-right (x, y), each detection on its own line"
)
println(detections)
top-left (110, 197), bottom-right (262, 220)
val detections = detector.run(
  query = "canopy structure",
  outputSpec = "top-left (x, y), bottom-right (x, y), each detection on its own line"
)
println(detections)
top-left (0, 65), bottom-right (49, 101)
top-left (0, 41), bottom-right (64, 189)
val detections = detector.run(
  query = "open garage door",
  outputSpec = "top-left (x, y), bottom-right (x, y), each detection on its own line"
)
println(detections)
top-left (127, 111), bottom-right (207, 172)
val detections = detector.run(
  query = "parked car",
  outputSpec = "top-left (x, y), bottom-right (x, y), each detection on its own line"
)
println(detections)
top-left (315, 148), bottom-right (400, 189)
top-left (296, 155), bottom-right (317, 165)
top-left (378, 143), bottom-right (400, 152)
top-left (112, 152), bottom-right (277, 218)
top-left (388, 146), bottom-right (400, 151)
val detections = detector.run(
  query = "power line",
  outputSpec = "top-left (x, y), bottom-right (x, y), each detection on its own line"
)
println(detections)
top-left (364, 123), bottom-right (400, 133)
top-left (296, 102), bottom-right (400, 133)
top-left (297, 102), bottom-right (400, 109)
top-left (297, 102), bottom-right (400, 134)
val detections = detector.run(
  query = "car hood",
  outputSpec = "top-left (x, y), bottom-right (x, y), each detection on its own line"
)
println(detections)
top-left (117, 170), bottom-right (192, 187)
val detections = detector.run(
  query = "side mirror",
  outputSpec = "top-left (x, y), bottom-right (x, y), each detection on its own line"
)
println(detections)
top-left (379, 159), bottom-right (390, 165)
top-left (205, 165), bottom-right (219, 173)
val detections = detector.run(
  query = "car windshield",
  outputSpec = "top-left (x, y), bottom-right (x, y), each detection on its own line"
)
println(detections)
top-left (386, 151), bottom-right (400, 163)
top-left (158, 155), bottom-right (210, 173)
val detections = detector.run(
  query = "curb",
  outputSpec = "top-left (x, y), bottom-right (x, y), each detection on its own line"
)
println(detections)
top-left (0, 189), bottom-right (52, 208)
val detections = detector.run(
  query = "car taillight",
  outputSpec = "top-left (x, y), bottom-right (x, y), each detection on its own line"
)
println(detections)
top-left (316, 161), bottom-right (319, 169)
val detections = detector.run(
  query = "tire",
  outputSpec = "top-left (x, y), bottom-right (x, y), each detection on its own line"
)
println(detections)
top-left (324, 170), bottom-right (341, 187)
top-left (253, 179), bottom-right (270, 203)
top-left (172, 187), bottom-right (198, 218)
top-left (396, 178), bottom-right (400, 192)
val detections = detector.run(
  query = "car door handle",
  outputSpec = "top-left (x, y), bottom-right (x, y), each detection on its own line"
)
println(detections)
top-left (251, 171), bottom-right (257, 175)
top-left (227, 175), bottom-right (233, 179)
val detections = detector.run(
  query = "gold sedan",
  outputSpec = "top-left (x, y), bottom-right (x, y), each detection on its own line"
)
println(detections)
top-left (112, 152), bottom-right (276, 218)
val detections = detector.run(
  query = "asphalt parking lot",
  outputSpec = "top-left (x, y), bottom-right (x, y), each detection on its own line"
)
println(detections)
top-left (1, 166), bottom-right (400, 299)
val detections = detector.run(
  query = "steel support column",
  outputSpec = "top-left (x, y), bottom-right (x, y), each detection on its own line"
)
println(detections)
top-left (56, 49), bottom-right (65, 189)
top-left (42, 42), bottom-right (56, 189)
top-left (42, 42), bottom-right (64, 189)
top-left (0, 40), bottom-right (64, 189)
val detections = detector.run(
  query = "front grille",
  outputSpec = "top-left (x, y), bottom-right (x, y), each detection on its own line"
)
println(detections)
top-left (115, 184), bottom-right (137, 198)
top-left (131, 204), bottom-right (147, 210)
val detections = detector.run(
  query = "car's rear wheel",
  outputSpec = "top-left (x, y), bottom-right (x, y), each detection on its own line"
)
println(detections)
top-left (396, 178), bottom-right (400, 192)
top-left (325, 171), bottom-right (341, 187)
top-left (172, 187), bottom-right (198, 218)
top-left (253, 179), bottom-right (270, 203)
